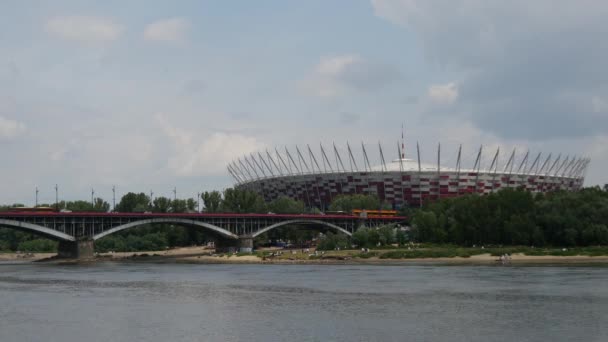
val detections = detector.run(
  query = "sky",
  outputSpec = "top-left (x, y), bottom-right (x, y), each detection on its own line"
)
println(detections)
top-left (1, 0), bottom-right (607, 205)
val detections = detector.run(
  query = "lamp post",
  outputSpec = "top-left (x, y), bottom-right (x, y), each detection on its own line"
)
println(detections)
top-left (55, 184), bottom-right (58, 210)
top-left (35, 187), bottom-right (39, 207)
top-left (197, 192), bottom-right (200, 212)
top-left (112, 186), bottom-right (116, 212)
top-left (91, 188), bottom-right (95, 208)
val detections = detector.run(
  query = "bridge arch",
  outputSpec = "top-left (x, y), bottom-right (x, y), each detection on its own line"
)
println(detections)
top-left (251, 219), bottom-right (352, 238)
top-left (0, 219), bottom-right (76, 242)
top-left (92, 218), bottom-right (239, 240)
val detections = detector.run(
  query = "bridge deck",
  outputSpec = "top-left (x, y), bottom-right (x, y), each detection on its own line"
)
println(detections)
top-left (0, 212), bottom-right (406, 220)
top-left (0, 212), bottom-right (407, 241)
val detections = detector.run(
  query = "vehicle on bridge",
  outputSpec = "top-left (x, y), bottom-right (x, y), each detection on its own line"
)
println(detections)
top-left (351, 209), bottom-right (398, 218)
top-left (324, 209), bottom-right (398, 218)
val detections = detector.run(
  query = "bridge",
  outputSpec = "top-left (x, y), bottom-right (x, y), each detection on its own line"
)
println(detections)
top-left (0, 212), bottom-right (406, 258)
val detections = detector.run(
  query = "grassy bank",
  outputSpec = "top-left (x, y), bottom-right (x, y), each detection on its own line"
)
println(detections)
top-left (250, 245), bottom-right (608, 261)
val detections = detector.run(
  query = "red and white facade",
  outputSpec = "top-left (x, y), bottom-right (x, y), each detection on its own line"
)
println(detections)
top-left (227, 143), bottom-right (589, 209)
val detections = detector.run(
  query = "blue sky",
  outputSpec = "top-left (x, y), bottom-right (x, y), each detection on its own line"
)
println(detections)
top-left (1, 0), bottom-right (606, 204)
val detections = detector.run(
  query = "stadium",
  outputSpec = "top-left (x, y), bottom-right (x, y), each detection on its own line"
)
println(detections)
top-left (227, 137), bottom-right (589, 210)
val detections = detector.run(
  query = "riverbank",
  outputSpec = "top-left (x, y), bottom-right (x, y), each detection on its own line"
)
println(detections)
top-left (0, 252), bottom-right (55, 262)
top-left (4, 245), bottom-right (608, 265)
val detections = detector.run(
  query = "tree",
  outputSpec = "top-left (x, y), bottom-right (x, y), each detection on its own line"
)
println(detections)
top-left (582, 224), bottom-right (608, 245)
top-left (64, 200), bottom-right (92, 212)
top-left (395, 229), bottom-right (408, 246)
top-left (316, 232), bottom-right (350, 251)
top-left (169, 198), bottom-right (196, 213)
top-left (202, 191), bottom-right (222, 213)
top-left (171, 199), bottom-right (188, 213)
top-left (352, 228), bottom-right (370, 248)
top-left (368, 229), bottom-right (380, 247)
top-left (18, 239), bottom-right (57, 252)
top-left (186, 198), bottom-right (197, 212)
top-left (411, 211), bottom-right (439, 242)
top-left (116, 193), bottom-right (150, 212)
top-left (152, 197), bottom-right (172, 213)
top-left (378, 225), bottom-right (395, 246)
top-left (93, 198), bottom-right (110, 212)
top-left (268, 196), bottom-right (306, 214)
top-left (329, 194), bottom-right (382, 212)
top-left (221, 188), bottom-right (266, 213)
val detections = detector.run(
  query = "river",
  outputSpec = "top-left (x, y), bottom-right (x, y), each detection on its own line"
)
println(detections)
top-left (0, 262), bottom-right (607, 342)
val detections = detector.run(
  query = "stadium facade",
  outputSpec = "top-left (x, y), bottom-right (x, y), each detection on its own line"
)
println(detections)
top-left (227, 141), bottom-right (589, 210)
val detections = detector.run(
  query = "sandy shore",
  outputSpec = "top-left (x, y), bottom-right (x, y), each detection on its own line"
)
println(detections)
top-left (3, 248), bottom-right (608, 265)
top-left (97, 249), bottom-right (608, 265)
top-left (0, 252), bottom-right (55, 262)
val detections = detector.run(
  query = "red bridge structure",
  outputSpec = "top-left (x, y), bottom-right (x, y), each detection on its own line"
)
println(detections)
top-left (0, 211), bottom-right (406, 258)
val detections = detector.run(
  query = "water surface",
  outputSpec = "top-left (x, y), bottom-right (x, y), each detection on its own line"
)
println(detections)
top-left (1, 262), bottom-right (606, 342)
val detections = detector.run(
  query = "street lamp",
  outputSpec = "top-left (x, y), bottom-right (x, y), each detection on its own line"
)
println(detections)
top-left (55, 184), bottom-right (58, 210)
top-left (91, 188), bottom-right (95, 207)
top-left (197, 192), bottom-right (200, 212)
top-left (35, 187), bottom-right (39, 207)
top-left (112, 186), bottom-right (116, 212)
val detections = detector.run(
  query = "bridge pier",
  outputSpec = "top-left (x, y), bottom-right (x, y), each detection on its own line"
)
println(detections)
top-left (214, 237), bottom-right (239, 253)
top-left (238, 237), bottom-right (253, 253)
top-left (214, 237), bottom-right (254, 253)
top-left (57, 239), bottom-right (95, 259)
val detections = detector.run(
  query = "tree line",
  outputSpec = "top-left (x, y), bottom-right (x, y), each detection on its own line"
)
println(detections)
top-left (3, 185), bottom-right (608, 253)
top-left (410, 187), bottom-right (608, 247)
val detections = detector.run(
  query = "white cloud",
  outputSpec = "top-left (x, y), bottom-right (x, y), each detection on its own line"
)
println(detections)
top-left (370, 0), bottom-right (419, 27)
top-left (156, 113), bottom-right (265, 176)
top-left (303, 54), bottom-right (401, 97)
top-left (144, 18), bottom-right (190, 43)
top-left (0, 116), bottom-right (26, 140)
top-left (45, 16), bottom-right (123, 43)
top-left (316, 55), bottom-right (361, 76)
top-left (371, 0), bottom-right (608, 141)
top-left (428, 82), bottom-right (458, 105)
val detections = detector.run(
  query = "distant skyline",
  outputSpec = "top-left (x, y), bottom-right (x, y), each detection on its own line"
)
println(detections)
top-left (1, 0), bottom-right (607, 204)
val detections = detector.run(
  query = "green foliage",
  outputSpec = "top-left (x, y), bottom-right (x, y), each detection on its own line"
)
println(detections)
top-left (395, 229), bottom-right (409, 246)
top-left (17, 239), bottom-right (57, 252)
top-left (378, 225), bottom-right (395, 246)
top-left (378, 249), bottom-right (474, 259)
top-left (267, 196), bottom-right (306, 214)
top-left (0, 240), bottom-right (11, 251)
top-left (351, 225), bottom-right (398, 248)
top-left (410, 187), bottom-right (608, 247)
top-left (316, 232), bottom-right (350, 251)
top-left (0, 228), bottom-right (60, 252)
top-left (221, 188), bottom-right (267, 213)
top-left (202, 191), bottom-right (222, 213)
top-left (152, 197), bottom-right (172, 213)
top-left (328, 194), bottom-right (382, 212)
top-left (352, 228), bottom-right (371, 248)
top-left (94, 224), bottom-right (209, 252)
top-left (172, 198), bottom-right (196, 213)
top-left (54, 198), bottom-right (110, 212)
top-left (116, 192), bottom-right (150, 212)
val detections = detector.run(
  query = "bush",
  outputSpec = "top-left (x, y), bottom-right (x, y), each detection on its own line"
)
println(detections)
top-left (316, 232), bottom-right (350, 251)
top-left (17, 239), bottom-right (57, 253)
